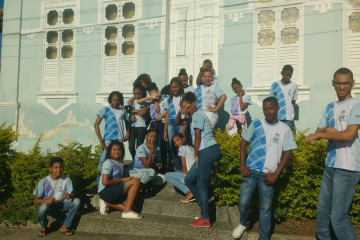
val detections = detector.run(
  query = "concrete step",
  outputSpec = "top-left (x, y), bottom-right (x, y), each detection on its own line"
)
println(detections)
top-left (77, 211), bottom-right (233, 240)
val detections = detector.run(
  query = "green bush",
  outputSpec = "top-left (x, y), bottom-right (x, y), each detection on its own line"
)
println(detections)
top-left (212, 129), bottom-right (360, 228)
top-left (0, 123), bottom-right (17, 202)
top-left (0, 137), bottom-right (98, 226)
top-left (212, 129), bottom-right (243, 205)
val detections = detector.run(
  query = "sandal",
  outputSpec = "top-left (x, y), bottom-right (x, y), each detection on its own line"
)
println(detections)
top-left (38, 228), bottom-right (47, 237)
top-left (61, 227), bottom-right (75, 236)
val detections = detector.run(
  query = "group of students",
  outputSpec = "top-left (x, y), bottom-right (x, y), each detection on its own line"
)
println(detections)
top-left (33, 63), bottom-right (359, 240)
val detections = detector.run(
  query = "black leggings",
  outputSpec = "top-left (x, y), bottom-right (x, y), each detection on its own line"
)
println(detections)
top-left (128, 127), bottom-right (147, 160)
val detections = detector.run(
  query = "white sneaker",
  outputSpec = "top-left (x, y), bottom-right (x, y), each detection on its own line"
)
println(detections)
top-left (122, 211), bottom-right (142, 219)
top-left (99, 198), bottom-right (108, 215)
top-left (232, 223), bottom-right (246, 239)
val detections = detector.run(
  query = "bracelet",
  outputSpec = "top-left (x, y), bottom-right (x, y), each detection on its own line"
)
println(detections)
top-left (200, 68), bottom-right (204, 72)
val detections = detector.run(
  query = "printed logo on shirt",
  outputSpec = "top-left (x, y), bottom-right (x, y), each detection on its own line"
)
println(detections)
top-left (338, 110), bottom-right (346, 121)
top-left (288, 89), bottom-right (292, 97)
top-left (272, 133), bottom-right (280, 143)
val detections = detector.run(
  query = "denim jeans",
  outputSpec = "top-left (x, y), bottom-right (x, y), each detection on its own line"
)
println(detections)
top-left (150, 121), bottom-right (168, 166)
top-left (129, 127), bottom-right (147, 160)
top-left (238, 169), bottom-right (274, 240)
top-left (129, 168), bottom-right (155, 184)
top-left (316, 167), bottom-right (360, 240)
top-left (165, 172), bottom-right (188, 194)
top-left (38, 198), bottom-right (81, 228)
top-left (167, 120), bottom-right (184, 171)
top-left (184, 144), bottom-right (220, 220)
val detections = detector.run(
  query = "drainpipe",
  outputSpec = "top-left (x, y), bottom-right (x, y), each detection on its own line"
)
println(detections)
top-left (15, 0), bottom-right (24, 136)
top-left (164, 0), bottom-right (170, 84)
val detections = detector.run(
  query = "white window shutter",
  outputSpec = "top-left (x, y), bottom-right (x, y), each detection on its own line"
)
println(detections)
top-left (344, 1), bottom-right (360, 81)
top-left (253, 9), bottom-right (277, 87)
top-left (278, 6), bottom-right (303, 85)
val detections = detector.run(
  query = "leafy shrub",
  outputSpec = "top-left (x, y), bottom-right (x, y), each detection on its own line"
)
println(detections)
top-left (212, 129), bottom-right (243, 205)
top-left (212, 129), bottom-right (360, 228)
top-left (0, 138), bottom-right (98, 226)
top-left (0, 123), bottom-right (17, 202)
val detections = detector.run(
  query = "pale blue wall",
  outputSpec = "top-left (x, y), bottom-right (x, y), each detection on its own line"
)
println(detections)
top-left (0, 0), bottom-right (350, 153)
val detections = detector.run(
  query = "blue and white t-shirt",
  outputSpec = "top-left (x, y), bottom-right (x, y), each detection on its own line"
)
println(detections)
top-left (243, 119), bottom-right (297, 173)
top-left (191, 109), bottom-right (217, 150)
top-left (165, 95), bottom-right (182, 121)
top-left (196, 85), bottom-right (225, 112)
top-left (230, 94), bottom-right (252, 115)
top-left (34, 175), bottom-right (74, 202)
top-left (270, 80), bottom-right (298, 121)
top-left (318, 97), bottom-right (360, 171)
top-left (132, 143), bottom-right (161, 169)
top-left (98, 159), bottom-right (124, 193)
top-left (131, 99), bottom-right (147, 127)
top-left (178, 145), bottom-right (195, 171)
top-left (184, 85), bottom-right (196, 93)
top-left (97, 106), bottom-right (128, 141)
top-left (150, 94), bottom-right (168, 123)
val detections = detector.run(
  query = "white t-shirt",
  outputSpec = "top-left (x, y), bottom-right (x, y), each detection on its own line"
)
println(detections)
top-left (243, 119), bottom-right (297, 173)
top-left (318, 97), bottom-right (360, 171)
top-left (178, 145), bottom-right (195, 171)
top-left (270, 80), bottom-right (298, 121)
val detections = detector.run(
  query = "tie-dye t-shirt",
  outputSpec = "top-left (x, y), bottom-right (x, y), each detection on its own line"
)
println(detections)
top-left (34, 175), bottom-right (74, 202)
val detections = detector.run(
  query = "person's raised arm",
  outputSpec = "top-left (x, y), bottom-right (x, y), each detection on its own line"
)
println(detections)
top-left (306, 124), bottom-right (358, 143)
top-left (239, 91), bottom-right (248, 111)
top-left (94, 116), bottom-right (106, 150)
top-left (207, 94), bottom-right (227, 112)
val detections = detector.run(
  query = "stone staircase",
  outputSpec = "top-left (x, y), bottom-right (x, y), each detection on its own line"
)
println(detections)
top-left (80, 183), bottom-right (236, 239)
top-left (77, 183), bottom-right (315, 240)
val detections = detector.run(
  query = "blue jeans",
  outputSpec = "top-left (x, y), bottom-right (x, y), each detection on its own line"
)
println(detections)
top-left (184, 144), bottom-right (220, 220)
top-left (38, 198), bottom-right (81, 228)
top-left (165, 172), bottom-right (189, 194)
top-left (129, 168), bottom-right (155, 184)
top-left (316, 168), bottom-right (360, 240)
top-left (238, 169), bottom-right (274, 240)
top-left (167, 120), bottom-right (184, 171)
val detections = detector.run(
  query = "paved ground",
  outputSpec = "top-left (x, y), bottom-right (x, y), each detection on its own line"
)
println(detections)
top-left (0, 226), bottom-right (185, 240)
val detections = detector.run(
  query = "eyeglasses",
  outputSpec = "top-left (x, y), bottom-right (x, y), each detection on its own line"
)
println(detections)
top-left (333, 81), bottom-right (353, 87)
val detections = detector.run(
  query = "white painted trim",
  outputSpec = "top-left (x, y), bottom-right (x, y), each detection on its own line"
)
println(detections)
top-left (246, 85), bottom-right (310, 107)
top-left (37, 92), bottom-right (78, 115)
top-left (0, 102), bottom-right (19, 108)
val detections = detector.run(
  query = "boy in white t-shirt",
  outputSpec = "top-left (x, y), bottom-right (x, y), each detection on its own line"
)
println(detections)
top-left (305, 67), bottom-right (360, 240)
top-left (270, 65), bottom-right (298, 132)
top-left (232, 97), bottom-right (297, 240)
top-left (33, 157), bottom-right (80, 237)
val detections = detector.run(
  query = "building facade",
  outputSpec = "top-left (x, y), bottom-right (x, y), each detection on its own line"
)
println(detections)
top-left (0, 0), bottom-right (360, 153)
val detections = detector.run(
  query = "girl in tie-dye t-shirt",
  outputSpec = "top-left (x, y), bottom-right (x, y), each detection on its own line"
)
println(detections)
top-left (227, 78), bottom-right (251, 135)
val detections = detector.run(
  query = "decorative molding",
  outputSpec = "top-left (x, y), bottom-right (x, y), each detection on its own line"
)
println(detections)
top-left (83, 26), bottom-right (95, 34)
top-left (0, 102), bottom-right (20, 108)
top-left (246, 85), bottom-right (310, 107)
top-left (37, 92), bottom-right (78, 115)
top-left (314, 3), bottom-right (333, 14)
top-left (227, 12), bottom-right (245, 23)
top-left (26, 33), bottom-right (37, 39)
top-left (143, 21), bottom-right (160, 30)
top-left (96, 92), bottom-right (133, 106)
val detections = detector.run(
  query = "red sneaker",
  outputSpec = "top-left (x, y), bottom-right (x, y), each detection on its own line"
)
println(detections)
top-left (189, 217), bottom-right (211, 227)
